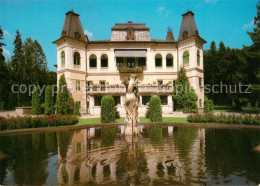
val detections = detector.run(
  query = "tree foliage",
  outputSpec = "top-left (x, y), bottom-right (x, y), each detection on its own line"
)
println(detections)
top-left (172, 67), bottom-right (198, 113)
top-left (45, 85), bottom-right (55, 115)
top-left (101, 95), bottom-right (116, 123)
top-left (148, 96), bottom-right (162, 122)
top-left (204, 97), bottom-right (214, 113)
top-left (73, 101), bottom-right (80, 115)
top-left (56, 74), bottom-right (71, 115)
top-left (31, 87), bottom-right (41, 115)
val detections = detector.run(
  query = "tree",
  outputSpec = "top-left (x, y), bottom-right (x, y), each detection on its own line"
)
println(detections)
top-left (204, 97), bottom-right (214, 113)
top-left (73, 101), bottom-right (80, 115)
top-left (148, 96), bottom-right (162, 122)
top-left (56, 74), bottom-right (71, 115)
top-left (31, 87), bottom-right (41, 115)
top-left (0, 26), bottom-right (10, 109)
top-left (45, 85), bottom-right (55, 115)
top-left (101, 95), bottom-right (116, 123)
top-left (248, 0), bottom-right (260, 48)
top-left (173, 67), bottom-right (198, 113)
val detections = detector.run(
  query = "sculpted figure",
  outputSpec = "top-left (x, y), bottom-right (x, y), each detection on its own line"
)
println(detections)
top-left (124, 74), bottom-right (139, 135)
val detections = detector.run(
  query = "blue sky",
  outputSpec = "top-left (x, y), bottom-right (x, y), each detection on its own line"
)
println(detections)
top-left (0, 0), bottom-right (257, 71)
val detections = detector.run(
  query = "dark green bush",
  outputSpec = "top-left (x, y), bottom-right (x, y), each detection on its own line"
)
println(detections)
top-left (56, 74), bottom-right (71, 115)
top-left (0, 115), bottom-right (78, 131)
top-left (187, 113), bottom-right (260, 125)
top-left (45, 85), bottom-right (55, 115)
top-left (0, 102), bottom-right (6, 110)
top-left (101, 95), bottom-right (116, 123)
top-left (31, 87), bottom-right (42, 115)
top-left (73, 101), bottom-right (80, 115)
top-left (149, 96), bottom-right (162, 122)
top-left (0, 117), bottom-right (7, 130)
top-left (204, 97), bottom-right (214, 113)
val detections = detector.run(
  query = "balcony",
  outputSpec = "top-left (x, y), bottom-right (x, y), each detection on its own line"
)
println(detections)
top-left (118, 66), bottom-right (144, 73)
top-left (86, 85), bottom-right (173, 95)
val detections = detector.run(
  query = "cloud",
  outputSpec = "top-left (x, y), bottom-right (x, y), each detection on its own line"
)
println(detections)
top-left (3, 47), bottom-right (11, 57)
top-left (205, 0), bottom-right (218, 3)
top-left (3, 30), bottom-right (14, 40)
top-left (243, 20), bottom-right (254, 29)
top-left (156, 6), bottom-right (165, 15)
top-left (84, 30), bottom-right (93, 38)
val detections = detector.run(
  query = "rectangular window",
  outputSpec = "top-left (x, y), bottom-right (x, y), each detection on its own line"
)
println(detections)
top-left (127, 58), bottom-right (135, 68)
top-left (160, 96), bottom-right (168, 105)
top-left (76, 80), bottom-right (80, 91)
top-left (155, 58), bottom-right (162, 67)
top-left (86, 81), bottom-right (93, 91)
top-left (138, 57), bottom-right (146, 66)
top-left (199, 78), bottom-right (202, 87)
top-left (101, 58), bottom-right (108, 67)
top-left (99, 81), bottom-right (105, 91)
top-left (94, 96), bottom-right (102, 106)
top-left (142, 96), bottom-right (151, 105)
top-left (199, 99), bottom-right (202, 107)
top-left (166, 58), bottom-right (173, 67)
top-left (113, 96), bottom-right (121, 105)
top-left (90, 59), bottom-right (97, 68)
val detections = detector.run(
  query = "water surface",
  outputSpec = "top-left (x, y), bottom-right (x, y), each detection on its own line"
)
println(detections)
top-left (0, 125), bottom-right (259, 185)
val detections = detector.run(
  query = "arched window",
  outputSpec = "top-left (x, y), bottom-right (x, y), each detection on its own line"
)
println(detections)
top-left (61, 51), bottom-right (65, 66)
top-left (74, 52), bottom-right (80, 65)
top-left (166, 54), bottom-right (173, 67)
top-left (197, 50), bottom-right (200, 66)
top-left (89, 54), bottom-right (97, 68)
top-left (155, 54), bottom-right (162, 67)
top-left (101, 54), bottom-right (108, 68)
top-left (183, 51), bottom-right (189, 65)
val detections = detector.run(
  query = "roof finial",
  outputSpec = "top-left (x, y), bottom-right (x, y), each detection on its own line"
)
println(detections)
top-left (71, 9), bottom-right (74, 12)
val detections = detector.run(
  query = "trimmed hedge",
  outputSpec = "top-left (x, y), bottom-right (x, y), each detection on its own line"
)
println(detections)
top-left (204, 97), bottom-right (214, 113)
top-left (101, 95), bottom-right (116, 123)
top-left (187, 113), bottom-right (260, 125)
top-left (148, 96), bottom-right (162, 122)
top-left (0, 115), bottom-right (78, 131)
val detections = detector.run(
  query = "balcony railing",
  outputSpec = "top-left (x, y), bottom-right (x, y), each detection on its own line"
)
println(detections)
top-left (118, 66), bottom-right (144, 73)
top-left (86, 85), bottom-right (173, 94)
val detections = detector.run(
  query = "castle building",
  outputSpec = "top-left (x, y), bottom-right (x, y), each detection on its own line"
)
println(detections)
top-left (53, 10), bottom-right (206, 116)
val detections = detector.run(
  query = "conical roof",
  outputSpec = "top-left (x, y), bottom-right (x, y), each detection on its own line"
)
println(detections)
top-left (178, 11), bottom-right (199, 41)
top-left (60, 10), bottom-right (87, 42)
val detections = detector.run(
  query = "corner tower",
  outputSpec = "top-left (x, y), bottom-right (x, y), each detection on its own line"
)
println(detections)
top-left (53, 10), bottom-right (88, 112)
top-left (177, 10), bottom-right (206, 112)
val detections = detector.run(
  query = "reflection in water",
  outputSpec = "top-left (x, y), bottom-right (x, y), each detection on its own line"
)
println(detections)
top-left (0, 126), bottom-right (259, 185)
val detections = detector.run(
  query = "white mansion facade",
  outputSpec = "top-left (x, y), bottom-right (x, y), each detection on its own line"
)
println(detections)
top-left (53, 10), bottom-right (206, 116)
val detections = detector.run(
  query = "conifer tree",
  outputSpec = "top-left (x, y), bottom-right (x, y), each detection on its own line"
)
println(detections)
top-left (0, 26), bottom-right (9, 108)
top-left (101, 95), bottom-right (116, 123)
top-left (31, 87), bottom-right (41, 115)
top-left (173, 67), bottom-right (198, 113)
top-left (56, 74), bottom-right (71, 115)
top-left (148, 96), bottom-right (162, 122)
top-left (45, 85), bottom-right (55, 115)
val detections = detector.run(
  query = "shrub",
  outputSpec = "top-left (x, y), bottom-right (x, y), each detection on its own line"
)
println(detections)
top-left (149, 96), bottom-right (162, 122)
top-left (0, 102), bottom-right (6, 110)
top-left (45, 85), bottom-right (55, 115)
top-left (31, 87), bottom-right (42, 115)
top-left (73, 101), bottom-right (80, 115)
top-left (101, 95), bottom-right (116, 123)
top-left (173, 67), bottom-right (198, 113)
top-left (0, 117), bottom-right (7, 130)
top-left (56, 74), bottom-right (71, 115)
top-left (255, 100), bottom-right (259, 108)
top-left (187, 113), bottom-right (260, 125)
top-left (246, 102), bottom-right (252, 108)
top-left (204, 97), bottom-right (214, 113)
top-left (0, 115), bottom-right (78, 131)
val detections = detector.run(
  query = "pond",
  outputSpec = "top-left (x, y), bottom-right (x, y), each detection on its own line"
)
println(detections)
top-left (0, 125), bottom-right (259, 185)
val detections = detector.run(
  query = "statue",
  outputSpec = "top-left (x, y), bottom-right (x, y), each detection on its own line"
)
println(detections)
top-left (124, 74), bottom-right (139, 135)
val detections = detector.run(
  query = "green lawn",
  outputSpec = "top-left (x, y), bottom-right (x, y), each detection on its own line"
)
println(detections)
top-left (76, 117), bottom-right (188, 126)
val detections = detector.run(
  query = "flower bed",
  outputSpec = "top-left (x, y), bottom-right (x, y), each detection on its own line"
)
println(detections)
top-left (187, 113), bottom-right (260, 125)
top-left (0, 115), bottom-right (78, 131)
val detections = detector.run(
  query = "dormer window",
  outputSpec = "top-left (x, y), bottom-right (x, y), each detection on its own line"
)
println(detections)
top-left (182, 31), bottom-right (188, 38)
top-left (126, 26), bottom-right (135, 40)
top-left (74, 32), bottom-right (81, 39)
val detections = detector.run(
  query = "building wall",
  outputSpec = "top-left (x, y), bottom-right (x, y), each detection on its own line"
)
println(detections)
top-left (55, 37), bottom-right (205, 115)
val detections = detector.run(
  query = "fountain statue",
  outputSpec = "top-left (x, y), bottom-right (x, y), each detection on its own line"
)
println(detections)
top-left (124, 74), bottom-right (139, 135)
